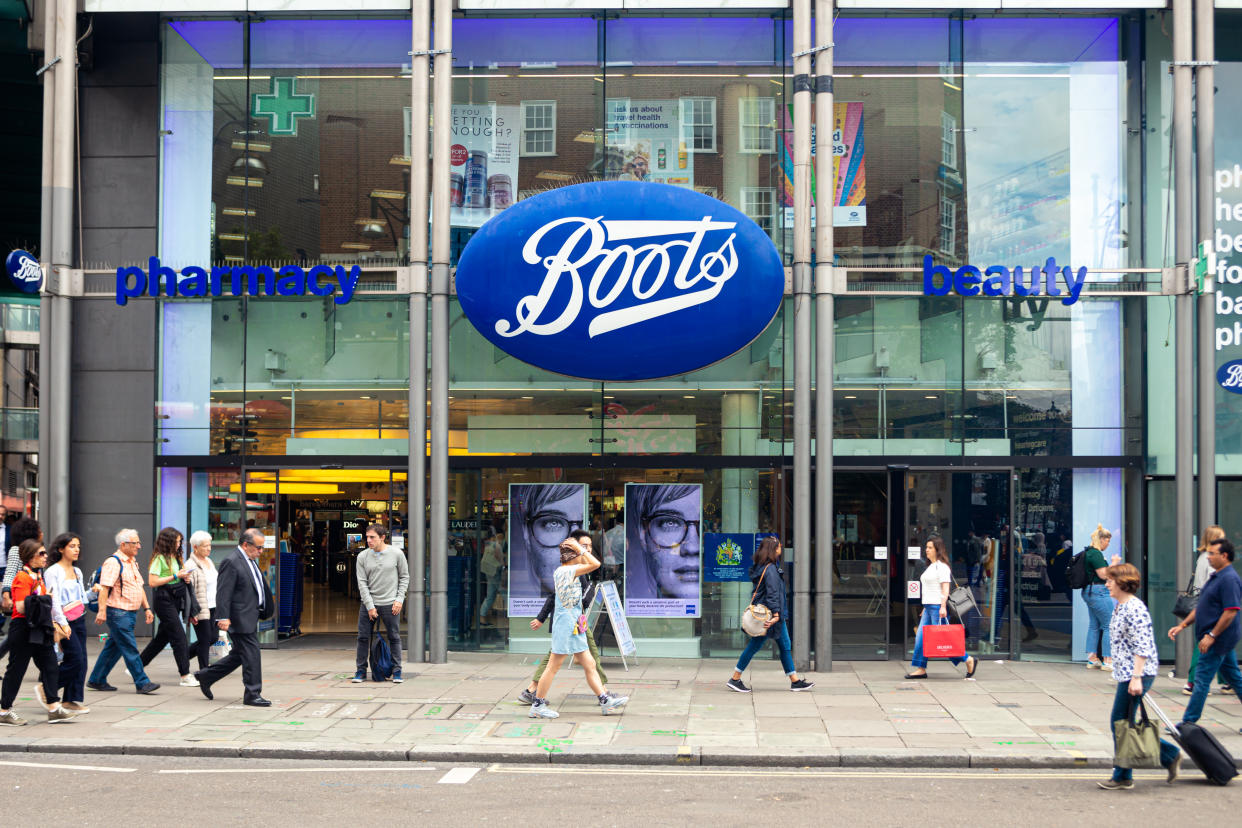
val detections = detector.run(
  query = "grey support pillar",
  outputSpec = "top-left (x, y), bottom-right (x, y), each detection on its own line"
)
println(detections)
top-left (812, 0), bottom-right (835, 672)
top-left (791, 0), bottom-right (813, 671)
top-left (37, 0), bottom-right (56, 529)
top-left (1195, 0), bottom-right (1216, 537)
top-left (407, 0), bottom-right (431, 662)
top-left (428, 0), bottom-right (453, 663)
top-left (1172, 0), bottom-right (1194, 678)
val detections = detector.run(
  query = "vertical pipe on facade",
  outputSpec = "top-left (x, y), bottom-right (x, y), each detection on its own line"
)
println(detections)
top-left (37, 0), bottom-right (56, 530)
top-left (429, 0), bottom-right (452, 663)
top-left (407, 0), bottom-right (431, 662)
top-left (812, 1), bottom-right (834, 672)
top-left (1195, 0), bottom-right (1216, 539)
top-left (49, 0), bottom-right (76, 536)
top-left (791, 0), bottom-right (813, 671)
top-left (1172, 0), bottom-right (1194, 677)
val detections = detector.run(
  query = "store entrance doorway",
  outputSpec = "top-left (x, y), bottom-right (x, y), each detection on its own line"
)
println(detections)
top-left (830, 467), bottom-right (1015, 661)
top-left (241, 468), bottom-right (408, 643)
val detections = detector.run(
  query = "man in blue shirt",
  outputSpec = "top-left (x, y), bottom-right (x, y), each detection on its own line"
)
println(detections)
top-left (1168, 538), bottom-right (1242, 727)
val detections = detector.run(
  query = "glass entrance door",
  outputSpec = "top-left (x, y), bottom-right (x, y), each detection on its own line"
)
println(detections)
top-left (831, 470), bottom-right (891, 659)
top-left (900, 469), bottom-right (1015, 660)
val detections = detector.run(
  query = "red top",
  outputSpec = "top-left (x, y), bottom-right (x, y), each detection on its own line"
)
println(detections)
top-left (10, 568), bottom-right (46, 619)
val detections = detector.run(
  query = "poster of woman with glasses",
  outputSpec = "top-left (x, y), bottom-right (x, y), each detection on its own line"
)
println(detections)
top-left (507, 483), bottom-right (588, 616)
top-left (624, 483), bottom-right (702, 618)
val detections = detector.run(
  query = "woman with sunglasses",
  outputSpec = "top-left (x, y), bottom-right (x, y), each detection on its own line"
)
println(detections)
top-left (0, 540), bottom-right (78, 725)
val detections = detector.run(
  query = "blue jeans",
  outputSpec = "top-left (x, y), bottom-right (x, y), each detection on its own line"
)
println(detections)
top-left (1082, 585), bottom-right (1115, 659)
top-left (911, 605), bottom-right (970, 669)
top-left (1110, 675), bottom-right (1180, 782)
top-left (89, 608), bottom-right (151, 689)
top-left (736, 619), bottom-right (796, 676)
top-left (478, 570), bottom-right (503, 621)
top-left (1181, 643), bottom-right (1242, 723)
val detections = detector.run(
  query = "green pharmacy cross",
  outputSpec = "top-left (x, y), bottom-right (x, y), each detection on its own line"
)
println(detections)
top-left (251, 77), bottom-right (315, 137)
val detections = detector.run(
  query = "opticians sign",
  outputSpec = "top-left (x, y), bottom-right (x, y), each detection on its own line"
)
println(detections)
top-left (455, 181), bottom-right (785, 381)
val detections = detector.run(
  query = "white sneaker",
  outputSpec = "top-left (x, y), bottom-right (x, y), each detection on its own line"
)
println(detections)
top-left (600, 694), bottom-right (629, 714)
top-left (0, 710), bottom-right (28, 727)
top-left (529, 702), bottom-right (560, 719)
top-left (47, 706), bottom-right (78, 723)
top-left (180, 675), bottom-right (201, 687)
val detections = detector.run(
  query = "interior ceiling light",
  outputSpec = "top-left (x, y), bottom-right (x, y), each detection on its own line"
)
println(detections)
top-left (341, 242), bottom-right (371, 250)
top-left (221, 207), bottom-right (256, 217)
top-left (225, 176), bottom-right (263, 188)
top-left (232, 155), bottom-right (268, 175)
top-left (357, 219), bottom-right (387, 239)
top-left (230, 140), bottom-right (271, 153)
top-left (370, 189), bottom-right (406, 200)
top-left (535, 170), bottom-right (575, 181)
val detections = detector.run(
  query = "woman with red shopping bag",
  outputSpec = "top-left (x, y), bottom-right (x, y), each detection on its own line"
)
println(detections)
top-left (905, 536), bottom-right (978, 680)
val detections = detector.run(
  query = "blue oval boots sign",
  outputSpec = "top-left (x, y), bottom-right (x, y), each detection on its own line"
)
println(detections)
top-left (455, 181), bottom-right (784, 381)
top-left (1219, 359), bottom-right (1242, 394)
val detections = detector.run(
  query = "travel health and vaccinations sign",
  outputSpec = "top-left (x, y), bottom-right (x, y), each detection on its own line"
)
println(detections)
top-left (454, 181), bottom-right (785, 381)
top-left (5, 250), bottom-right (43, 293)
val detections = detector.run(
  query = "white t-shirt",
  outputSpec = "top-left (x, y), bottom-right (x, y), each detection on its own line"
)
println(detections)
top-left (920, 560), bottom-right (952, 606)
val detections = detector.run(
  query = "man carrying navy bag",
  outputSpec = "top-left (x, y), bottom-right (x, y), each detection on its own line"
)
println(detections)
top-left (352, 524), bottom-right (408, 684)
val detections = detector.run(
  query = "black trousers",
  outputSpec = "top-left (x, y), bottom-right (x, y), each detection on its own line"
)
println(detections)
top-left (196, 628), bottom-right (262, 700)
top-left (140, 587), bottom-right (191, 676)
top-left (0, 617), bottom-right (59, 709)
top-left (191, 610), bottom-right (217, 671)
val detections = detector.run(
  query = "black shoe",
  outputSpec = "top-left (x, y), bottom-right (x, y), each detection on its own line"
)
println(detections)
top-left (790, 679), bottom-right (815, 692)
top-left (726, 678), bottom-right (751, 693)
top-left (194, 672), bottom-right (213, 700)
top-left (244, 696), bottom-right (272, 707)
top-left (87, 681), bottom-right (117, 692)
top-left (136, 683), bottom-right (161, 695)
top-left (904, 672), bottom-right (928, 679)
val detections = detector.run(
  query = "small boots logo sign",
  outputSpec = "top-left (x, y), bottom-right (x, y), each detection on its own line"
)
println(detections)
top-left (5, 250), bottom-right (43, 293)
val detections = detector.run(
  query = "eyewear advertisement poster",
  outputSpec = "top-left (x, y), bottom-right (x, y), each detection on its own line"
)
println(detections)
top-left (779, 101), bottom-right (866, 227)
top-left (507, 482), bottom-right (588, 617)
top-left (605, 99), bottom-right (694, 187)
top-left (449, 102), bottom-right (520, 228)
top-left (624, 483), bottom-right (702, 617)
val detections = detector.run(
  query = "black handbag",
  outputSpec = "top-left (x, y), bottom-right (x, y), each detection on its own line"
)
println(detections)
top-left (1172, 574), bottom-right (1199, 620)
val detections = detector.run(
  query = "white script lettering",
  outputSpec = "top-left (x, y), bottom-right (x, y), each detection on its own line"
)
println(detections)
top-left (12, 257), bottom-right (41, 284)
top-left (1223, 365), bottom-right (1242, 388)
top-left (494, 217), bottom-right (738, 339)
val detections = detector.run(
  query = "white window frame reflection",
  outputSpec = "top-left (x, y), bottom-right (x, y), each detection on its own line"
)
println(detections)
top-left (520, 100), bottom-right (557, 157)
top-left (939, 196), bottom-right (956, 254)
top-left (941, 111), bottom-right (958, 169)
top-left (738, 96), bottom-right (776, 154)
top-left (679, 96), bottom-right (716, 153)
top-left (741, 187), bottom-right (777, 238)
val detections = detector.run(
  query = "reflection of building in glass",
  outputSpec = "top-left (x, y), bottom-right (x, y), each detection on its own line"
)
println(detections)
top-left (968, 149), bottom-right (1071, 263)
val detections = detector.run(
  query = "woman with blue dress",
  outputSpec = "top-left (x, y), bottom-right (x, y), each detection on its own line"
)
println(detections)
top-left (529, 538), bottom-right (629, 719)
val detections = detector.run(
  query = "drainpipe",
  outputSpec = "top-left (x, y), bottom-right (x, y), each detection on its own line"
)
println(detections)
top-left (812, 0), bottom-right (835, 672)
top-left (1172, 0), bottom-right (1193, 678)
top-left (1194, 0), bottom-right (1216, 549)
top-left (428, 0), bottom-right (452, 663)
top-left (407, 0), bottom-right (431, 662)
top-left (791, 0), bottom-right (812, 671)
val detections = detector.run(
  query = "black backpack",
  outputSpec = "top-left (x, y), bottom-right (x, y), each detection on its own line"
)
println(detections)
top-left (1067, 547), bottom-right (1092, 590)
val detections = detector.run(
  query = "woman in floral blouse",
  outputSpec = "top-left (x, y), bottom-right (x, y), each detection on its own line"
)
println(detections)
top-left (1098, 563), bottom-right (1181, 790)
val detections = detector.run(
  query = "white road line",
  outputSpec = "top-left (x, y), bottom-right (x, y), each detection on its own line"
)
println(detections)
top-left (158, 767), bottom-right (439, 775)
top-left (0, 760), bottom-right (136, 774)
top-left (437, 767), bottom-right (480, 784)
top-left (484, 765), bottom-right (1170, 781)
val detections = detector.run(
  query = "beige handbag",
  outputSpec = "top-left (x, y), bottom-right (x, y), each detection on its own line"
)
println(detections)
top-left (740, 566), bottom-right (773, 637)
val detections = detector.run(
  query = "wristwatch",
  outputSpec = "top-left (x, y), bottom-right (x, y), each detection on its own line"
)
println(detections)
top-left (1205, 631), bottom-right (1217, 639)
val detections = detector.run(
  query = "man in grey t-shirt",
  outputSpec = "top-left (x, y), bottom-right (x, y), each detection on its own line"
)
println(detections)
top-left (353, 524), bottom-right (409, 683)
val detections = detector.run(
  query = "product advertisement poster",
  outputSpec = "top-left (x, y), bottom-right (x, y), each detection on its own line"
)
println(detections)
top-left (780, 101), bottom-right (866, 227)
top-left (624, 483), bottom-right (702, 617)
top-left (449, 102), bottom-right (520, 229)
top-left (605, 99), bottom-right (694, 188)
top-left (507, 482), bottom-right (588, 617)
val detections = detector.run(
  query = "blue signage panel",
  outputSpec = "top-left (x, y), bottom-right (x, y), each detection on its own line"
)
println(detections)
top-left (5, 250), bottom-right (43, 293)
top-left (115, 257), bottom-right (362, 306)
top-left (1218, 358), bottom-right (1242, 394)
top-left (455, 181), bottom-right (785, 381)
top-left (703, 532), bottom-right (754, 582)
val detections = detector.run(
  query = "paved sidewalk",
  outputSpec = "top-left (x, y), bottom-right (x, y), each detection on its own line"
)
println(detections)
top-left (1, 641), bottom-right (1240, 768)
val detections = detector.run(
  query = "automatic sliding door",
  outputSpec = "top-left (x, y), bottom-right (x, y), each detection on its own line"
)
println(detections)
top-left (832, 471), bottom-right (891, 659)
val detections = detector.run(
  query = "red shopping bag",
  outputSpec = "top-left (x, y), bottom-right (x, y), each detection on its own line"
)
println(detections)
top-left (922, 624), bottom-right (966, 659)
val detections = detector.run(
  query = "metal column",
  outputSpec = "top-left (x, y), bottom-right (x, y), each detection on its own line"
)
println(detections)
top-left (407, 0), bottom-right (431, 662)
top-left (37, 0), bottom-right (56, 528)
top-left (1172, 0), bottom-right (1194, 678)
top-left (428, 0), bottom-right (453, 663)
top-left (1195, 0), bottom-right (1216, 538)
top-left (791, 0), bottom-right (813, 671)
top-left (812, 0), bottom-right (835, 672)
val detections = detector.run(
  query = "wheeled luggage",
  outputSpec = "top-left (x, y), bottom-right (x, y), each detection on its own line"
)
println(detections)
top-left (1146, 696), bottom-right (1238, 785)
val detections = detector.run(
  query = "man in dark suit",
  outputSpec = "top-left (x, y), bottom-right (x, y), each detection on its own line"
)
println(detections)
top-left (194, 528), bottom-right (274, 706)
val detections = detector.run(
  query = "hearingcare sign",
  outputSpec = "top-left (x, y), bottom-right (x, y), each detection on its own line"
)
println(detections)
top-left (115, 258), bottom-right (362, 306)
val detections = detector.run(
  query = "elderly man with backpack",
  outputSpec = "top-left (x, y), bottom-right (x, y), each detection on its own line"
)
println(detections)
top-left (86, 529), bottom-right (160, 695)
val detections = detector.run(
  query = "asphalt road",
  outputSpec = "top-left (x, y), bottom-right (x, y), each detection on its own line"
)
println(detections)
top-left (3, 752), bottom-right (1239, 826)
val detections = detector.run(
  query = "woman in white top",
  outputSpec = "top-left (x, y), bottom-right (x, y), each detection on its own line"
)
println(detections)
top-left (905, 536), bottom-right (978, 680)
top-left (183, 531), bottom-right (219, 672)
top-left (45, 533), bottom-right (90, 712)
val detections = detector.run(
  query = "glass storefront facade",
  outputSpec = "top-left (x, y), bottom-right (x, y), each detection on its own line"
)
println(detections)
top-left (143, 7), bottom-right (1238, 663)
